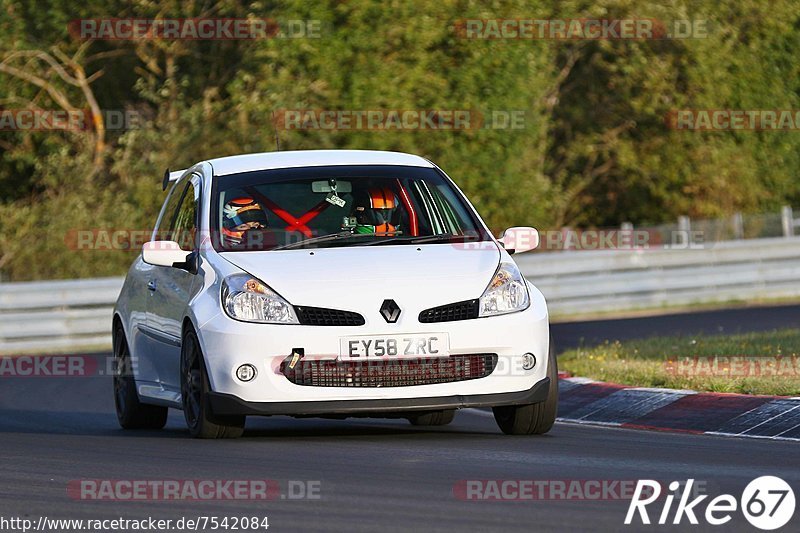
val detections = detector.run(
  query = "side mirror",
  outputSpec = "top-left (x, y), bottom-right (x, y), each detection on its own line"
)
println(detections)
top-left (499, 227), bottom-right (539, 254)
top-left (142, 241), bottom-right (195, 272)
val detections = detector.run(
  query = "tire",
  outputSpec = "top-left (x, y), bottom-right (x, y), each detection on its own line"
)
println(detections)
top-left (407, 409), bottom-right (456, 426)
top-left (492, 337), bottom-right (558, 435)
top-left (113, 322), bottom-right (168, 430)
top-left (181, 328), bottom-right (245, 439)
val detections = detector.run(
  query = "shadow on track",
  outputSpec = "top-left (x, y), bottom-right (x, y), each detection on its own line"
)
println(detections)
top-left (0, 393), bottom-right (502, 439)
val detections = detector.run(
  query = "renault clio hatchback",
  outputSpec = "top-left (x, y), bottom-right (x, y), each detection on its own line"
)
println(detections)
top-left (113, 150), bottom-right (556, 438)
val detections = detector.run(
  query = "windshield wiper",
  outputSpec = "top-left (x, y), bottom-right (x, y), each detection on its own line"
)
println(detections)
top-left (274, 231), bottom-right (458, 250)
top-left (273, 231), bottom-right (392, 250)
top-left (361, 233), bottom-right (461, 246)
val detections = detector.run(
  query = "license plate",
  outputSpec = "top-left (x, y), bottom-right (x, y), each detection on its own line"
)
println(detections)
top-left (340, 334), bottom-right (450, 359)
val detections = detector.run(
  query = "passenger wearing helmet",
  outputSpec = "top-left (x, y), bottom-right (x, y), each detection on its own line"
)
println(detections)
top-left (351, 187), bottom-right (399, 235)
top-left (222, 197), bottom-right (269, 246)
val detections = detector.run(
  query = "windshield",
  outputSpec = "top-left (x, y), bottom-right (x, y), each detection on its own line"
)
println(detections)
top-left (211, 165), bottom-right (489, 251)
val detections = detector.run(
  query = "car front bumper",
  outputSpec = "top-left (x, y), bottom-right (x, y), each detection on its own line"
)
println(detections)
top-left (195, 282), bottom-right (550, 405)
top-left (208, 377), bottom-right (551, 417)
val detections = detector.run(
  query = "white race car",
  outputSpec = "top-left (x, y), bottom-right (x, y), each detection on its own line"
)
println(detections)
top-left (113, 150), bottom-right (556, 438)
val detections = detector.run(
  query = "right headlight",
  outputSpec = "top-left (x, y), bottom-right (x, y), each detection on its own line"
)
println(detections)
top-left (222, 273), bottom-right (299, 324)
top-left (478, 262), bottom-right (530, 317)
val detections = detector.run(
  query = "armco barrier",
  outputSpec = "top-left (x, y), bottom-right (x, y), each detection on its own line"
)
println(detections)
top-left (1, 236), bottom-right (800, 353)
top-left (0, 277), bottom-right (123, 353)
top-left (514, 236), bottom-right (800, 316)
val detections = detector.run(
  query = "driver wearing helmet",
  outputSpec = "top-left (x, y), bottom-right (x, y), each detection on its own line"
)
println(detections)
top-left (351, 187), bottom-right (399, 235)
top-left (222, 197), bottom-right (269, 246)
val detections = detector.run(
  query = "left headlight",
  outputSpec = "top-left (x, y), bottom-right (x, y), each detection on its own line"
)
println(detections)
top-left (478, 262), bottom-right (530, 317)
top-left (222, 273), bottom-right (299, 324)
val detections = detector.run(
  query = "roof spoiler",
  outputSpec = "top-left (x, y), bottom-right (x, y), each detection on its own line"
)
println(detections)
top-left (162, 167), bottom-right (188, 191)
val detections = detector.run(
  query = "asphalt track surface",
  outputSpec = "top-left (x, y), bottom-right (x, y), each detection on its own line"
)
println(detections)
top-left (551, 303), bottom-right (800, 349)
top-left (1, 305), bottom-right (799, 532)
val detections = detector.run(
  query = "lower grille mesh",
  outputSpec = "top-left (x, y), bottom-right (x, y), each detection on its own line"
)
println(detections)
top-left (280, 354), bottom-right (497, 387)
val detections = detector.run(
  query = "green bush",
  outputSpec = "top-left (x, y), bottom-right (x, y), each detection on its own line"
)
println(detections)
top-left (1, 0), bottom-right (799, 280)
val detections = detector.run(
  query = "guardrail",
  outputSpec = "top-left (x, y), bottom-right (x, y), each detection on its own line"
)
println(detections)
top-left (515, 236), bottom-right (800, 316)
top-left (0, 277), bottom-right (123, 353)
top-left (2, 236), bottom-right (800, 353)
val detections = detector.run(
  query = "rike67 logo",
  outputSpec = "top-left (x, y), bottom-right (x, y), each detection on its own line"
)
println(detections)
top-left (626, 477), bottom-right (795, 530)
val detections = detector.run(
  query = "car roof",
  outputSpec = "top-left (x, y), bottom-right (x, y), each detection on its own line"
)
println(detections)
top-left (207, 150), bottom-right (434, 177)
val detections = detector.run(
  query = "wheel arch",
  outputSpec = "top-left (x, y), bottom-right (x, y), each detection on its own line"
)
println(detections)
top-left (181, 315), bottom-right (215, 387)
top-left (182, 316), bottom-right (196, 338)
top-left (112, 312), bottom-right (128, 347)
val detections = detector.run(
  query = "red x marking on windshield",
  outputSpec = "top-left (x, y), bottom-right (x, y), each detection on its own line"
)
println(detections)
top-left (245, 187), bottom-right (330, 237)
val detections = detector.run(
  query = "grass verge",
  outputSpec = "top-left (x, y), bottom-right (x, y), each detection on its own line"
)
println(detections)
top-left (558, 328), bottom-right (800, 396)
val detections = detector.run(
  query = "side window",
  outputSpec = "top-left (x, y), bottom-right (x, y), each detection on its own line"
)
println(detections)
top-left (154, 178), bottom-right (198, 248)
top-left (170, 182), bottom-right (198, 249)
top-left (155, 180), bottom-right (188, 239)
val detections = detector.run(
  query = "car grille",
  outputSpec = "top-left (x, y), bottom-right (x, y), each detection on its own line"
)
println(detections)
top-left (418, 299), bottom-right (479, 323)
top-left (280, 354), bottom-right (498, 387)
top-left (295, 306), bottom-right (365, 326)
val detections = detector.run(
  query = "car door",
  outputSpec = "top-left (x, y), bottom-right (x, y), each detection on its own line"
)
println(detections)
top-left (144, 174), bottom-right (202, 391)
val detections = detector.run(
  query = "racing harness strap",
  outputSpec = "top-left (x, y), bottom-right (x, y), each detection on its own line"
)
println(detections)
top-left (245, 186), bottom-right (330, 238)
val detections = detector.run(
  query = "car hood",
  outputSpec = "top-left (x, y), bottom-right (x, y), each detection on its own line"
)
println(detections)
top-left (219, 243), bottom-right (501, 314)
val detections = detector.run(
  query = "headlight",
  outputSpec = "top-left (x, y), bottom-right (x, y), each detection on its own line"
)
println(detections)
top-left (222, 273), bottom-right (299, 324)
top-left (478, 262), bottom-right (530, 317)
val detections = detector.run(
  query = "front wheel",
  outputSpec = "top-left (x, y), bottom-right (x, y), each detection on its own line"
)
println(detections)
top-left (492, 338), bottom-right (558, 435)
top-left (113, 323), bottom-right (168, 430)
top-left (181, 328), bottom-right (245, 439)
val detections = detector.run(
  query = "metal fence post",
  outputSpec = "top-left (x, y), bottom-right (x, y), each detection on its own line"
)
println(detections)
top-left (676, 215), bottom-right (691, 246)
top-left (782, 206), bottom-right (794, 237)
top-left (560, 226), bottom-right (573, 251)
top-left (732, 212), bottom-right (744, 239)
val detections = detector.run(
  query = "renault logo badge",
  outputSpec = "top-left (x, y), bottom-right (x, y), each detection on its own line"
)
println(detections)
top-left (380, 299), bottom-right (401, 323)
